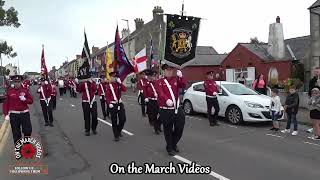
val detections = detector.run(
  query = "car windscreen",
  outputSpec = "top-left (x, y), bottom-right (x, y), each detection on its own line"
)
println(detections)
top-left (223, 83), bottom-right (257, 95)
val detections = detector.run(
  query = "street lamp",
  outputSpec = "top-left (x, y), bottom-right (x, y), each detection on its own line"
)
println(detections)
top-left (122, 19), bottom-right (131, 60)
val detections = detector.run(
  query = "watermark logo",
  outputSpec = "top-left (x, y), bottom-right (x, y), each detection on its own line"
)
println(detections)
top-left (9, 136), bottom-right (48, 175)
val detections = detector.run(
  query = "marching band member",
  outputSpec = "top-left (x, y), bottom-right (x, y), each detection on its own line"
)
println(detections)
top-left (146, 70), bottom-right (161, 134)
top-left (37, 78), bottom-right (54, 127)
top-left (105, 72), bottom-right (127, 141)
top-left (155, 64), bottom-right (187, 156)
top-left (75, 77), bottom-right (98, 136)
top-left (204, 71), bottom-right (220, 126)
top-left (51, 80), bottom-right (57, 110)
top-left (3, 75), bottom-right (33, 144)
top-left (137, 71), bottom-right (149, 117)
top-left (98, 75), bottom-right (108, 120)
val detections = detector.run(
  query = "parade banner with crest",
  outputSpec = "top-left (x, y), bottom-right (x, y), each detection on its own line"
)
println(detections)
top-left (78, 31), bottom-right (91, 80)
top-left (164, 15), bottom-right (201, 68)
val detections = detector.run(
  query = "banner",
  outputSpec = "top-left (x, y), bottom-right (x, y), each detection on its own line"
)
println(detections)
top-left (40, 45), bottom-right (48, 79)
top-left (105, 47), bottom-right (113, 80)
top-left (78, 31), bottom-right (91, 79)
top-left (164, 15), bottom-right (201, 68)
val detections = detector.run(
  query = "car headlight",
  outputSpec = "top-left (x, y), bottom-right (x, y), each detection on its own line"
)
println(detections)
top-left (244, 101), bottom-right (264, 108)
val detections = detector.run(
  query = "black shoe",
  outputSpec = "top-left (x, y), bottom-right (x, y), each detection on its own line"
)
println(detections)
top-left (155, 130), bottom-right (160, 135)
top-left (85, 132), bottom-right (90, 136)
top-left (49, 123), bottom-right (54, 127)
top-left (45, 123), bottom-right (49, 126)
top-left (215, 123), bottom-right (220, 126)
top-left (92, 130), bottom-right (97, 135)
top-left (168, 151), bottom-right (175, 156)
top-left (103, 116), bottom-right (107, 120)
top-left (114, 137), bottom-right (120, 141)
top-left (159, 129), bottom-right (163, 132)
top-left (270, 127), bottom-right (276, 131)
top-left (119, 133), bottom-right (123, 137)
top-left (173, 147), bottom-right (180, 153)
top-left (274, 128), bottom-right (279, 132)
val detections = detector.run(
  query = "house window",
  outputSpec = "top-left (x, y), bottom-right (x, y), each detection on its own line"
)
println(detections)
top-left (234, 68), bottom-right (248, 79)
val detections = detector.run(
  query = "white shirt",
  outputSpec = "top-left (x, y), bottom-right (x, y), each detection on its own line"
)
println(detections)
top-left (270, 96), bottom-right (281, 113)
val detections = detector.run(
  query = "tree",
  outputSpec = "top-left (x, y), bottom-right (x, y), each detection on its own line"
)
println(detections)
top-left (0, 66), bottom-right (10, 75)
top-left (0, 0), bottom-right (20, 59)
top-left (250, 37), bottom-right (263, 44)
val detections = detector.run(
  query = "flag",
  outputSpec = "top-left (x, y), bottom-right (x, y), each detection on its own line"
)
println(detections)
top-left (133, 47), bottom-right (147, 73)
top-left (78, 31), bottom-right (91, 79)
top-left (149, 35), bottom-right (156, 69)
top-left (40, 45), bottom-right (48, 79)
top-left (165, 15), bottom-right (201, 67)
top-left (114, 26), bottom-right (134, 81)
top-left (105, 47), bottom-right (113, 80)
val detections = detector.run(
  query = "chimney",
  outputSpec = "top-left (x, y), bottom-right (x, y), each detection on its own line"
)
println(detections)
top-left (268, 16), bottom-right (285, 59)
top-left (92, 46), bottom-right (99, 54)
top-left (76, 55), bottom-right (81, 59)
top-left (153, 6), bottom-right (164, 20)
top-left (121, 28), bottom-right (130, 39)
top-left (134, 18), bottom-right (144, 30)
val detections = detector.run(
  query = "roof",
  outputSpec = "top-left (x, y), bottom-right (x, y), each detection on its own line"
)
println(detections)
top-left (239, 35), bottom-right (310, 61)
top-left (187, 46), bottom-right (227, 66)
top-left (309, 0), bottom-right (320, 9)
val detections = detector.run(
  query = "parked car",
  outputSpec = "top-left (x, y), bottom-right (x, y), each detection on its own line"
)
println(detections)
top-left (182, 81), bottom-right (284, 124)
top-left (0, 75), bottom-right (6, 103)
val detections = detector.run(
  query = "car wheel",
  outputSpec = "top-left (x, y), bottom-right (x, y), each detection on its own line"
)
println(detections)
top-left (183, 100), bottom-right (193, 115)
top-left (226, 106), bottom-right (243, 125)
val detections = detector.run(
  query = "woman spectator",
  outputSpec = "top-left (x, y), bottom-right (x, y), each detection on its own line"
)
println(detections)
top-left (308, 87), bottom-right (320, 140)
top-left (252, 74), bottom-right (267, 95)
top-left (236, 72), bottom-right (246, 85)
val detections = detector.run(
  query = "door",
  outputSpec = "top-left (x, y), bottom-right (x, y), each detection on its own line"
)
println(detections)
top-left (226, 69), bottom-right (234, 82)
top-left (217, 85), bottom-right (229, 116)
top-left (191, 84), bottom-right (207, 113)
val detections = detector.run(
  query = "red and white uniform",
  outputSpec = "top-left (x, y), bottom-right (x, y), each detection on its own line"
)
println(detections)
top-left (51, 84), bottom-right (57, 96)
top-left (37, 84), bottom-right (52, 100)
top-left (137, 77), bottom-right (148, 97)
top-left (98, 82), bottom-right (107, 98)
top-left (204, 79), bottom-right (219, 97)
top-left (105, 82), bottom-right (126, 105)
top-left (146, 81), bottom-right (158, 101)
top-left (3, 87), bottom-right (33, 115)
top-left (155, 76), bottom-right (187, 109)
top-left (76, 81), bottom-right (97, 102)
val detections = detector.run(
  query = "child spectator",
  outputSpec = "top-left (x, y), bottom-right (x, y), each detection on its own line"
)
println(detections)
top-left (281, 85), bottom-right (299, 136)
top-left (270, 88), bottom-right (282, 131)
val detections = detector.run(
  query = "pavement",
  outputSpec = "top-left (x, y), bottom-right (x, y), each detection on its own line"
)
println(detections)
top-left (0, 87), bottom-right (319, 180)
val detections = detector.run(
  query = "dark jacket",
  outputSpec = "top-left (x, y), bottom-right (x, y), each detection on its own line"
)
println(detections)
top-left (285, 92), bottom-right (299, 114)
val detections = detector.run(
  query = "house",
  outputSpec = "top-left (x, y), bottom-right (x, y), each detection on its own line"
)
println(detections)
top-left (181, 46), bottom-right (227, 83)
top-left (221, 17), bottom-right (310, 88)
top-left (23, 72), bottom-right (41, 80)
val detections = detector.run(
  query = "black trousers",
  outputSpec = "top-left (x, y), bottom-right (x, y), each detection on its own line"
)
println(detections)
top-left (82, 101), bottom-right (98, 132)
top-left (51, 95), bottom-right (56, 110)
top-left (206, 97), bottom-right (220, 124)
top-left (141, 94), bottom-right (147, 116)
top-left (9, 112), bottom-right (32, 144)
top-left (69, 87), bottom-right (73, 97)
top-left (147, 100), bottom-right (160, 130)
top-left (160, 107), bottom-right (185, 152)
top-left (40, 100), bottom-right (53, 125)
top-left (59, 88), bottom-right (64, 96)
top-left (100, 96), bottom-right (107, 118)
top-left (110, 103), bottom-right (126, 138)
top-left (72, 89), bottom-right (77, 98)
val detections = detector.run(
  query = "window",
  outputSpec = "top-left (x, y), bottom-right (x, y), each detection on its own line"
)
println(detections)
top-left (223, 84), bottom-right (257, 95)
top-left (234, 68), bottom-right (248, 80)
top-left (193, 84), bottom-right (205, 92)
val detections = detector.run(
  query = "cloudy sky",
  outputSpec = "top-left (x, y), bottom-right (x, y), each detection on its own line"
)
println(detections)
top-left (0, 0), bottom-right (316, 73)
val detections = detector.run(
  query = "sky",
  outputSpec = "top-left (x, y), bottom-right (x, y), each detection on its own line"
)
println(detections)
top-left (0, 0), bottom-right (316, 73)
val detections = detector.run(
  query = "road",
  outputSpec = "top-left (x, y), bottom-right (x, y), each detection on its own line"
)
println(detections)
top-left (0, 87), bottom-right (319, 180)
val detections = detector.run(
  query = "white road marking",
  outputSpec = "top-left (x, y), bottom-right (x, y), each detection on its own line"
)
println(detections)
top-left (303, 141), bottom-right (320, 147)
top-left (174, 155), bottom-right (230, 180)
top-left (186, 116), bottom-right (202, 121)
top-left (70, 104), bottom-right (75, 107)
top-left (227, 125), bottom-right (238, 128)
top-left (97, 118), bottom-right (134, 136)
top-left (59, 98), bottom-right (63, 100)
top-left (266, 134), bottom-right (284, 138)
top-left (122, 95), bottom-right (137, 98)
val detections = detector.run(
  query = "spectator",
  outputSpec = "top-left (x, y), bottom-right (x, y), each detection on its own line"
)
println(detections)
top-left (307, 67), bottom-right (320, 133)
top-left (281, 85), bottom-right (300, 136)
top-left (270, 88), bottom-right (282, 131)
top-left (236, 72), bottom-right (246, 85)
top-left (252, 74), bottom-right (267, 95)
top-left (308, 87), bottom-right (320, 140)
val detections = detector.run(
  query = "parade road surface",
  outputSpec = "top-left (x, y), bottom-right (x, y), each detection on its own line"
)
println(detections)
top-left (0, 87), bottom-right (319, 180)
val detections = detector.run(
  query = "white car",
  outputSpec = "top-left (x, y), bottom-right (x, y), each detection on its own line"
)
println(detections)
top-left (183, 81), bottom-right (284, 124)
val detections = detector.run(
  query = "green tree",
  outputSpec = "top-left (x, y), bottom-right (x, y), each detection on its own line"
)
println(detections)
top-left (0, 66), bottom-right (10, 75)
top-left (0, 0), bottom-right (20, 60)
